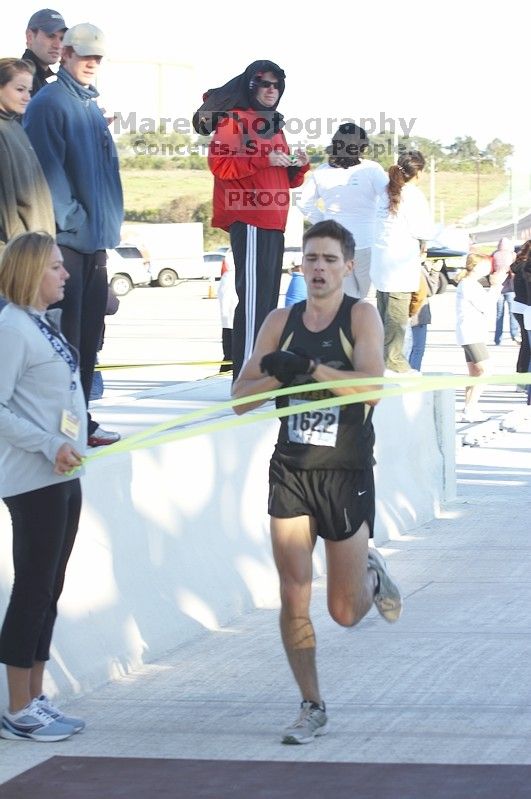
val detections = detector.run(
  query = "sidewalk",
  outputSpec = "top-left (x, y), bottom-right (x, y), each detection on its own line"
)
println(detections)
top-left (1, 385), bottom-right (530, 784)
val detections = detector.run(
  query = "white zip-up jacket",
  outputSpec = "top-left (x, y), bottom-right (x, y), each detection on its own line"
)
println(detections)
top-left (371, 183), bottom-right (434, 292)
top-left (0, 304), bottom-right (86, 497)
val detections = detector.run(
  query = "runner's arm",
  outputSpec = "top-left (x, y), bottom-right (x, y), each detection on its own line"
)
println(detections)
top-left (232, 309), bottom-right (290, 414)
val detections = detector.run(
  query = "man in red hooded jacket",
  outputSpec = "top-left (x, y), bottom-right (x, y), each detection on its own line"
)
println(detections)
top-left (204, 60), bottom-right (309, 377)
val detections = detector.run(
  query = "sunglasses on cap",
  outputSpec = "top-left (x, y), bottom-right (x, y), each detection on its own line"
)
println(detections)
top-left (256, 78), bottom-right (280, 89)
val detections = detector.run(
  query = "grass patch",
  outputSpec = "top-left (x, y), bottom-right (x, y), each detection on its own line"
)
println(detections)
top-left (418, 171), bottom-right (508, 224)
top-left (121, 168), bottom-right (510, 227)
top-left (122, 169), bottom-right (213, 213)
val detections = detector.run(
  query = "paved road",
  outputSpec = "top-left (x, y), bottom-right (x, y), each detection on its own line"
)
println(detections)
top-left (1, 279), bottom-right (529, 786)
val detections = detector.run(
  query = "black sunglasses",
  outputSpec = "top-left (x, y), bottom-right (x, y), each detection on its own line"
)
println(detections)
top-left (256, 79), bottom-right (279, 89)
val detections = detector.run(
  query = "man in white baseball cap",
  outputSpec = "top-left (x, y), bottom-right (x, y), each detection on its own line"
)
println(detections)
top-left (62, 22), bottom-right (105, 57)
top-left (24, 22), bottom-right (124, 448)
top-left (22, 9), bottom-right (67, 94)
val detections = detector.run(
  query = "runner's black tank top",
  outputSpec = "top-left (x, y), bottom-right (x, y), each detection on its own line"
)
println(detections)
top-left (272, 296), bottom-right (375, 470)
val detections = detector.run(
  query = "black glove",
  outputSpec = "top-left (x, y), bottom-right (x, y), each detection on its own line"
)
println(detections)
top-left (260, 349), bottom-right (312, 384)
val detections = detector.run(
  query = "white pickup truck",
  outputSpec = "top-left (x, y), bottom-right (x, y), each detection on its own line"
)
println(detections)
top-left (120, 222), bottom-right (210, 286)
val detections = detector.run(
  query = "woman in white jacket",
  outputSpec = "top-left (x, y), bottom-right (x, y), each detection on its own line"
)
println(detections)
top-left (371, 151), bottom-right (433, 372)
top-left (455, 253), bottom-right (495, 422)
top-left (0, 232), bottom-right (86, 742)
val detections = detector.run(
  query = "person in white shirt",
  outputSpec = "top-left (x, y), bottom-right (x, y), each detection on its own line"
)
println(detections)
top-left (455, 253), bottom-right (494, 422)
top-left (297, 123), bottom-right (388, 299)
top-left (371, 150), bottom-right (433, 372)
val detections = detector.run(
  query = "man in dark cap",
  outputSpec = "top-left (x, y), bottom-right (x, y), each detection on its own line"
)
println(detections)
top-left (22, 9), bottom-right (67, 95)
top-left (197, 61), bottom-right (310, 378)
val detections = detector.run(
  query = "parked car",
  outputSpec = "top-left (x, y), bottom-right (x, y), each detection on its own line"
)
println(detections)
top-left (424, 246), bottom-right (468, 292)
top-left (203, 251), bottom-right (226, 278)
top-left (150, 253), bottom-right (223, 286)
top-left (106, 244), bottom-right (151, 296)
top-left (424, 225), bottom-right (469, 292)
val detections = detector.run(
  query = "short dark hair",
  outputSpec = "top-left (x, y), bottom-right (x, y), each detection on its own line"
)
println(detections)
top-left (303, 220), bottom-right (355, 262)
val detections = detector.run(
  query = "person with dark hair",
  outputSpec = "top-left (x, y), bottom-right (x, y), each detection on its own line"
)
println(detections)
top-left (297, 123), bottom-right (389, 299)
top-left (371, 150), bottom-right (433, 372)
top-left (22, 9), bottom-right (67, 95)
top-left (232, 219), bottom-right (401, 744)
top-left (511, 240), bottom-right (531, 391)
top-left (200, 60), bottom-right (310, 378)
top-left (0, 231), bottom-right (85, 742)
top-left (24, 23), bottom-right (123, 447)
top-left (0, 57), bottom-right (55, 258)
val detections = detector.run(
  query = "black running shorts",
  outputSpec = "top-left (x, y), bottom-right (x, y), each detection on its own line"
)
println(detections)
top-left (268, 460), bottom-right (375, 541)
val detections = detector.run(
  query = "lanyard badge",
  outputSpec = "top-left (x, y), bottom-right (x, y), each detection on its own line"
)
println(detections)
top-left (29, 312), bottom-right (81, 441)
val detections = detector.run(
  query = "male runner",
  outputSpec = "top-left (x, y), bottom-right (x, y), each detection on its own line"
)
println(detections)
top-left (232, 219), bottom-right (402, 744)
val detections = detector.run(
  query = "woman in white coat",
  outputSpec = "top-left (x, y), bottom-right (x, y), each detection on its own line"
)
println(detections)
top-left (371, 151), bottom-right (433, 372)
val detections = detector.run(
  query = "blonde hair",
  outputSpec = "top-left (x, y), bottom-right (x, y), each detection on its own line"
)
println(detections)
top-left (0, 231), bottom-right (56, 307)
top-left (455, 252), bottom-right (490, 283)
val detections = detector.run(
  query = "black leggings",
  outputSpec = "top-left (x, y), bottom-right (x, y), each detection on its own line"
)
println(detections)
top-left (0, 479), bottom-right (82, 668)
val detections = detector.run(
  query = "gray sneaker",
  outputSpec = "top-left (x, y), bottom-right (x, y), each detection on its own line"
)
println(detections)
top-left (368, 548), bottom-right (402, 623)
top-left (0, 698), bottom-right (75, 742)
top-left (282, 701), bottom-right (328, 744)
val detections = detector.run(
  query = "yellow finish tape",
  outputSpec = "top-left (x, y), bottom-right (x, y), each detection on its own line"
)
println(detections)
top-left (80, 372), bottom-right (531, 469)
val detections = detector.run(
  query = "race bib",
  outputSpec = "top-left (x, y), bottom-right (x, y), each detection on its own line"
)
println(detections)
top-left (287, 400), bottom-right (339, 447)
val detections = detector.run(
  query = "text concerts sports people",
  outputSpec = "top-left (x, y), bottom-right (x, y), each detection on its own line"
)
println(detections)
top-left (0, 232), bottom-right (86, 742)
top-left (199, 60), bottom-right (310, 378)
top-left (232, 220), bottom-right (402, 744)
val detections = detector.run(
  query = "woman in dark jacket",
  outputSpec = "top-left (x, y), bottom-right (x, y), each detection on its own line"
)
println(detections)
top-left (0, 58), bottom-right (55, 253)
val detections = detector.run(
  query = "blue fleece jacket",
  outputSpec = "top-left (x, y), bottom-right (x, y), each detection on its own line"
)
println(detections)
top-left (23, 67), bottom-right (123, 254)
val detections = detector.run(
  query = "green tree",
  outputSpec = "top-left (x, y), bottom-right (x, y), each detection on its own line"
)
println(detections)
top-left (484, 138), bottom-right (514, 169)
top-left (446, 135), bottom-right (481, 160)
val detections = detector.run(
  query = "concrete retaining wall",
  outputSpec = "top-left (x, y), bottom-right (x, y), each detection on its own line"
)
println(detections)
top-left (0, 388), bottom-right (455, 707)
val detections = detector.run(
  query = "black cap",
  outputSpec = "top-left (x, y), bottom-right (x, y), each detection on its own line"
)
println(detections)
top-left (27, 9), bottom-right (67, 33)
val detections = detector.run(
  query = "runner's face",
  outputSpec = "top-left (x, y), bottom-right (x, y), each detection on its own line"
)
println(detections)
top-left (302, 237), bottom-right (352, 298)
top-left (36, 245), bottom-right (69, 310)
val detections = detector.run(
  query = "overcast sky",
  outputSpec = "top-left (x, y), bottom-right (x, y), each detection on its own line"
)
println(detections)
top-left (2, 0), bottom-right (528, 164)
